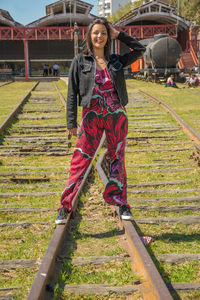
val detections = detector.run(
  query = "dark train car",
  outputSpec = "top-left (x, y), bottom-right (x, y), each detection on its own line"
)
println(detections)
top-left (132, 34), bottom-right (182, 81)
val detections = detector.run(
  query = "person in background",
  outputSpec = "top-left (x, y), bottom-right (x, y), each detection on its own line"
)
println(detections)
top-left (48, 66), bottom-right (52, 76)
top-left (179, 72), bottom-right (186, 83)
top-left (55, 18), bottom-right (145, 224)
top-left (43, 64), bottom-right (48, 76)
top-left (166, 74), bottom-right (178, 88)
top-left (194, 74), bottom-right (199, 86)
top-left (53, 63), bottom-right (59, 76)
top-left (186, 74), bottom-right (198, 88)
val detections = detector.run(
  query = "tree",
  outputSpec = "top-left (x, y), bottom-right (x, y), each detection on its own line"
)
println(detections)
top-left (169, 0), bottom-right (200, 24)
top-left (108, 1), bottom-right (143, 24)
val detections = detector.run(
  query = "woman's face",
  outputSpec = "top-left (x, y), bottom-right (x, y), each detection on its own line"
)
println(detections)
top-left (90, 24), bottom-right (108, 51)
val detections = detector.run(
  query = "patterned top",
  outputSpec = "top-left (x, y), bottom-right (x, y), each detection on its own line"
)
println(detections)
top-left (91, 67), bottom-right (121, 112)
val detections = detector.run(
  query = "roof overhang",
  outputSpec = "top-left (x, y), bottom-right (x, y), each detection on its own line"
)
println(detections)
top-left (115, 0), bottom-right (190, 31)
top-left (46, 0), bottom-right (93, 16)
top-left (27, 13), bottom-right (95, 27)
top-left (26, 0), bottom-right (95, 27)
top-left (0, 9), bottom-right (23, 27)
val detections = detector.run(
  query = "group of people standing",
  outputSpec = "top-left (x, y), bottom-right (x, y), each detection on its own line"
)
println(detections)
top-left (43, 63), bottom-right (59, 77)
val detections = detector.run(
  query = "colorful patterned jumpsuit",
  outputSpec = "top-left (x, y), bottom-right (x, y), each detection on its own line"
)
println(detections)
top-left (59, 67), bottom-right (129, 212)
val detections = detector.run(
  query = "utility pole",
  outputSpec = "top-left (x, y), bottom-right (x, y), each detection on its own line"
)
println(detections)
top-left (69, 1), bottom-right (72, 28)
top-left (74, 22), bottom-right (79, 56)
top-left (176, 0), bottom-right (180, 37)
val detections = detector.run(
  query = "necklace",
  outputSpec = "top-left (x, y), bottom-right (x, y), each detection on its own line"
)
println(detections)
top-left (95, 57), bottom-right (107, 65)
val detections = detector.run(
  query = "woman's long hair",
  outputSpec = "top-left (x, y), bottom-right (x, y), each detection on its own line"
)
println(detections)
top-left (82, 18), bottom-right (111, 60)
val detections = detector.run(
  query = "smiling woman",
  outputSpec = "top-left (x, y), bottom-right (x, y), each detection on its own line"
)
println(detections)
top-left (55, 17), bottom-right (146, 225)
top-left (91, 24), bottom-right (109, 70)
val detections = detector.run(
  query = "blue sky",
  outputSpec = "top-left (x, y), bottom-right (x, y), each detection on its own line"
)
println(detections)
top-left (0, 0), bottom-right (98, 25)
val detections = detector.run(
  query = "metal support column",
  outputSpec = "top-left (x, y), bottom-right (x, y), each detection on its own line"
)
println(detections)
top-left (23, 39), bottom-right (29, 81)
top-left (74, 22), bottom-right (79, 56)
top-left (116, 40), bottom-right (120, 54)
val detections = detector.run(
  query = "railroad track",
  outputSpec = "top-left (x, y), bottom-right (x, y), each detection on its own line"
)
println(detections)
top-left (0, 81), bottom-right (73, 299)
top-left (1, 81), bottom-right (200, 299)
top-left (0, 82), bottom-right (13, 88)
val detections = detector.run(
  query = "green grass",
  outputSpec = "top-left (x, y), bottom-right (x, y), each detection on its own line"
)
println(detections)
top-left (123, 84), bottom-right (200, 290)
top-left (1, 80), bottom-right (200, 299)
top-left (0, 224), bottom-right (55, 260)
top-left (139, 223), bottom-right (200, 254)
top-left (56, 79), bottom-right (68, 99)
top-left (0, 82), bottom-right (36, 124)
top-left (126, 79), bottom-right (200, 135)
top-left (0, 82), bottom-right (77, 299)
top-left (63, 260), bottom-right (138, 285)
top-left (53, 170), bottom-right (140, 299)
top-left (157, 260), bottom-right (200, 282)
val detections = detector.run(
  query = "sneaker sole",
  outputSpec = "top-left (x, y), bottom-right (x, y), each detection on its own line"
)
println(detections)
top-left (55, 219), bottom-right (67, 225)
top-left (120, 215), bottom-right (134, 221)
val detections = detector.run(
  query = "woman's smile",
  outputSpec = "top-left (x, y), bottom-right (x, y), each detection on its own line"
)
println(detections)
top-left (91, 24), bottom-right (108, 49)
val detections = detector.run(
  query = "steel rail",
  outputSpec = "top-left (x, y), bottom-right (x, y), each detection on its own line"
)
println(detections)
top-left (96, 150), bottom-right (173, 300)
top-left (139, 90), bottom-right (200, 146)
top-left (195, 143), bottom-right (200, 160)
top-left (27, 84), bottom-right (106, 300)
top-left (0, 81), bottom-right (39, 135)
top-left (54, 83), bottom-right (66, 110)
top-left (0, 81), bottom-right (13, 88)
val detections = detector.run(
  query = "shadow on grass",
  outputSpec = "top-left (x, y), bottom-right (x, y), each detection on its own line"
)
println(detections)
top-left (80, 228), bottom-right (125, 239)
top-left (152, 232), bottom-right (200, 243)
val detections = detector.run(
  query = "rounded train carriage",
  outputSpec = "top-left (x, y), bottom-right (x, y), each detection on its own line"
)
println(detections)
top-left (132, 34), bottom-right (182, 82)
top-left (144, 34), bottom-right (182, 71)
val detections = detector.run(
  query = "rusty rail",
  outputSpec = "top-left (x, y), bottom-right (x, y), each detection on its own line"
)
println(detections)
top-left (54, 83), bottom-right (66, 110)
top-left (139, 90), bottom-right (200, 147)
top-left (0, 81), bottom-right (39, 135)
top-left (27, 84), bottom-right (106, 300)
top-left (195, 143), bottom-right (200, 155)
top-left (27, 136), bottom-right (105, 300)
top-left (96, 150), bottom-right (173, 300)
top-left (0, 81), bottom-right (13, 88)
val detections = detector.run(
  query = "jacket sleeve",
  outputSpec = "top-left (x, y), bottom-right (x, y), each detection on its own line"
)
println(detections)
top-left (117, 31), bottom-right (146, 67)
top-left (67, 56), bottom-right (79, 129)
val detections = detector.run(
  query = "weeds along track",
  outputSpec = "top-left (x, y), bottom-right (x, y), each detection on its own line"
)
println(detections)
top-left (0, 81), bottom-right (74, 299)
top-left (1, 81), bottom-right (142, 300)
top-left (1, 81), bottom-right (200, 300)
top-left (97, 90), bottom-right (200, 300)
top-left (28, 86), bottom-right (200, 300)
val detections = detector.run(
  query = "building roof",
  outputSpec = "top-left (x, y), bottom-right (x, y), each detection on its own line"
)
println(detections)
top-left (0, 9), bottom-right (23, 27)
top-left (27, 0), bottom-right (96, 27)
top-left (115, 0), bottom-right (190, 31)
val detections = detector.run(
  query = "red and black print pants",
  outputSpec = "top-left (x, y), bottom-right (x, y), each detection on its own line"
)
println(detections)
top-left (59, 98), bottom-right (129, 212)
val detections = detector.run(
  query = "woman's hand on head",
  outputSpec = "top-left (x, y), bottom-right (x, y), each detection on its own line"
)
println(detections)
top-left (109, 24), bottom-right (119, 40)
top-left (68, 128), bottom-right (78, 139)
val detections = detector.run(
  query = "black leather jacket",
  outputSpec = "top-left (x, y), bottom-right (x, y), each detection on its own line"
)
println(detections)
top-left (67, 30), bottom-right (145, 129)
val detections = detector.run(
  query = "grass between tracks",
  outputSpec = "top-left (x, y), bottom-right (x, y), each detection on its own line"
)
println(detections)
top-left (125, 91), bottom-right (200, 299)
top-left (56, 79), bottom-right (68, 99)
top-left (1, 80), bottom-right (200, 299)
top-left (54, 168), bottom-right (141, 300)
top-left (0, 82), bottom-right (74, 299)
top-left (0, 81), bottom-right (36, 124)
top-left (126, 79), bottom-right (200, 135)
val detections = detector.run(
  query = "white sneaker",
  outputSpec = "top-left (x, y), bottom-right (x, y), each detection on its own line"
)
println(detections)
top-left (119, 205), bottom-right (133, 221)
